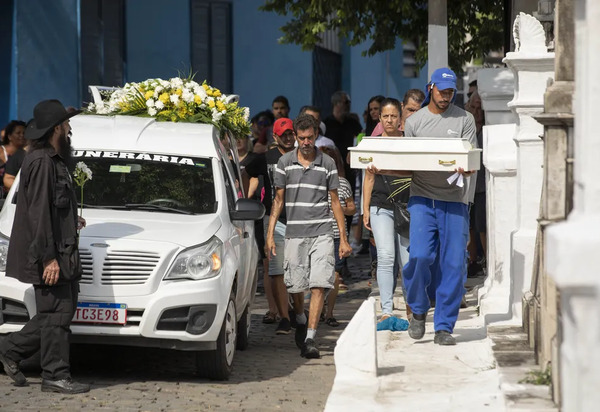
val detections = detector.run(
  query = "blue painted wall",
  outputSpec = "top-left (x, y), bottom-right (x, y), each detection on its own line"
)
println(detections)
top-left (0, 0), bottom-right (430, 129)
top-left (232, 0), bottom-right (312, 119)
top-left (349, 41), bottom-right (428, 125)
top-left (12, 0), bottom-right (80, 122)
top-left (0, 1), bottom-right (14, 127)
top-left (125, 0), bottom-right (191, 82)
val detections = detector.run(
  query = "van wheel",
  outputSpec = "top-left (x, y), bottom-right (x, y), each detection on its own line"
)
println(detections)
top-left (195, 295), bottom-right (237, 380)
top-left (236, 305), bottom-right (250, 351)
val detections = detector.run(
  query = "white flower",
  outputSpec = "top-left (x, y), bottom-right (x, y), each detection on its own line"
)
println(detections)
top-left (155, 85), bottom-right (163, 93)
top-left (148, 107), bottom-right (157, 116)
top-left (170, 77), bottom-right (184, 88)
top-left (182, 90), bottom-right (194, 103)
top-left (194, 86), bottom-right (207, 101)
top-left (76, 162), bottom-right (93, 181)
top-left (155, 100), bottom-right (165, 110)
top-left (243, 107), bottom-right (250, 122)
top-left (212, 109), bottom-right (223, 122)
top-left (170, 94), bottom-right (180, 105)
top-left (146, 99), bottom-right (155, 108)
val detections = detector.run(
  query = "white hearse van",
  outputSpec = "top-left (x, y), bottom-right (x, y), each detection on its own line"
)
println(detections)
top-left (0, 113), bottom-right (264, 380)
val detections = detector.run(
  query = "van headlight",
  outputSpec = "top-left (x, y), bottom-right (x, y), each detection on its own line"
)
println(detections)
top-left (0, 236), bottom-right (9, 272)
top-left (164, 237), bottom-right (222, 281)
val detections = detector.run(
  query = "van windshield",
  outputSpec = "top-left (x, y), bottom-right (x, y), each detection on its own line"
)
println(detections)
top-left (74, 152), bottom-right (216, 214)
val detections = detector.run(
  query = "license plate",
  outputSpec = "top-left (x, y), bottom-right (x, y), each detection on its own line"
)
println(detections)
top-left (73, 302), bottom-right (127, 325)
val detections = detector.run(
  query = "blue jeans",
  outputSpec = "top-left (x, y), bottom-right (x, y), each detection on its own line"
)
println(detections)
top-left (370, 206), bottom-right (410, 315)
top-left (402, 196), bottom-right (469, 333)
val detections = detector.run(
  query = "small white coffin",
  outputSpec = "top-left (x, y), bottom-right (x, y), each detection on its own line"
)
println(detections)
top-left (349, 137), bottom-right (482, 171)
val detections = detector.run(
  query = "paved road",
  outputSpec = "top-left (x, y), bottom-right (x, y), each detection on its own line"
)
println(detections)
top-left (0, 255), bottom-right (372, 412)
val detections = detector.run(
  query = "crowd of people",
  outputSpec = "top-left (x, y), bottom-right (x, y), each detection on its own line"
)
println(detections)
top-left (243, 66), bottom-right (485, 355)
top-left (0, 66), bottom-right (486, 393)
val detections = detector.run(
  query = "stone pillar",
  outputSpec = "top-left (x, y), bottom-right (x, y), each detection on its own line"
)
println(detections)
top-left (477, 68), bottom-right (517, 125)
top-left (503, 13), bottom-right (555, 323)
top-left (478, 123), bottom-right (518, 322)
top-left (476, 68), bottom-right (519, 322)
top-left (530, 0), bottom-right (574, 404)
top-left (546, 0), bottom-right (600, 409)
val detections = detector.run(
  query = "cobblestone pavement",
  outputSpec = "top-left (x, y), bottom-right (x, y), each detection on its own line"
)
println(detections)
top-left (0, 254), bottom-right (372, 412)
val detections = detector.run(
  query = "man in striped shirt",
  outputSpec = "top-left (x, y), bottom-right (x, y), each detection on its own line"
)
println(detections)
top-left (267, 114), bottom-right (352, 358)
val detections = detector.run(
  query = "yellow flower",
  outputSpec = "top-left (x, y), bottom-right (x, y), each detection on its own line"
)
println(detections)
top-left (194, 95), bottom-right (203, 104)
top-left (159, 93), bottom-right (169, 104)
top-left (202, 83), bottom-right (209, 91)
top-left (175, 89), bottom-right (182, 96)
top-left (216, 101), bottom-right (225, 111)
top-left (208, 100), bottom-right (215, 109)
top-left (213, 89), bottom-right (221, 97)
top-left (145, 91), bottom-right (154, 100)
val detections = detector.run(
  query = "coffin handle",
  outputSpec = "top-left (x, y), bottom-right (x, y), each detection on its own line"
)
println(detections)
top-left (358, 156), bottom-right (373, 163)
top-left (438, 159), bottom-right (456, 166)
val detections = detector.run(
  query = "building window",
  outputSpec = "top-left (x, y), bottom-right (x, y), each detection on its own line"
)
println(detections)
top-left (80, 0), bottom-right (126, 102)
top-left (190, 0), bottom-right (232, 93)
top-left (402, 40), bottom-right (418, 78)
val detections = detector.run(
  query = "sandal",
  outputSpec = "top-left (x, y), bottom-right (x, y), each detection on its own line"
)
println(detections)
top-left (325, 317), bottom-right (340, 327)
top-left (379, 313), bottom-right (392, 322)
top-left (262, 311), bottom-right (277, 324)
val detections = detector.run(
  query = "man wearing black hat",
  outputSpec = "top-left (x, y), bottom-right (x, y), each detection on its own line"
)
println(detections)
top-left (0, 100), bottom-right (89, 393)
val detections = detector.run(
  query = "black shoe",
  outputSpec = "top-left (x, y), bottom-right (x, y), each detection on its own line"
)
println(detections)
top-left (408, 313), bottom-right (426, 340)
top-left (0, 351), bottom-right (27, 387)
top-left (301, 338), bottom-right (320, 359)
top-left (467, 261), bottom-right (483, 278)
top-left (289, 309), bottom-right (297, 329)
top-left (434, 330), bottom-right (456, 346)
top-left (41, 377), bottom-right (90, 394)
top-left (275, 317), bottom-right (291, 335)
top-left (295, 323), bottom-right (307, 349)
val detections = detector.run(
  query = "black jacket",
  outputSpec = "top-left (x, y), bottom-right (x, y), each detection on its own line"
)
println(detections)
top-left (6, 148), bottom-right (82, 285)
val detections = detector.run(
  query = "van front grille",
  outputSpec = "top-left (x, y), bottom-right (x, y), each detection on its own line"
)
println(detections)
top-left (79, 248), bottom-right (93, 284)
top-left (101, 250), bottom-right (160, 285)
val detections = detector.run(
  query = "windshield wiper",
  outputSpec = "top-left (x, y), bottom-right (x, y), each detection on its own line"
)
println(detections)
top-left (123, 203), bottom-right (193, 215)
top-left (78, 203), bottom-right (110, 209)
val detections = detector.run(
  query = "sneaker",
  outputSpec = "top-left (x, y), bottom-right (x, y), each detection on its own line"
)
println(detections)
top-left (467, 261), bottom-right (483, 278)
top-left (295, 323), bottom-right (307, 349)
top-left (301, 338), bottom-right (320, 359)
top-left (408, 313), bottom-right (426, 340)
top-left (275, 318), bottom-right (291, 335)
top-left (41, 377), bottom-right (90, 394)
top-left (0, 350), bottom-right (27, 386)
top-left (434, 330), bottom-right (456, 346)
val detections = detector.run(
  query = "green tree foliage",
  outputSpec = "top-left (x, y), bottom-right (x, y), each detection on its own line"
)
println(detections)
top-left (260, 0), bottom-right (504, 72)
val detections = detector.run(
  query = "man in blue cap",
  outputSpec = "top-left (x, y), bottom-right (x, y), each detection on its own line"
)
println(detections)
top-left (402, 68), bottom-right (477, 345)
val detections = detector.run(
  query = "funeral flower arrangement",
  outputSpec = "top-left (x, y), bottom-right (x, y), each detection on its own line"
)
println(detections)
top-left (86, 77), bottom-right (251, 137)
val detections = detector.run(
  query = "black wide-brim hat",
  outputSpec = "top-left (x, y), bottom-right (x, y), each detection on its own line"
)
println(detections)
top-left (25, 99), bottom-right (82, 140)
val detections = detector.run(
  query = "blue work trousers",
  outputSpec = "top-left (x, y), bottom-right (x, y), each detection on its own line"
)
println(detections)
top-left (402, 196), bottom-right (469, 333)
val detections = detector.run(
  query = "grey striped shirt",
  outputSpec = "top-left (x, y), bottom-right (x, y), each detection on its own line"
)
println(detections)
top-left (274, 148), bottom-right (340, 238)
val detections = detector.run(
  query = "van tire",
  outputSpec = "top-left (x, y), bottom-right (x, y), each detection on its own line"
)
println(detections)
top-left (236, 305), bottom-right (250, 351)
top-left (195, 294), bottom-right (237, 380)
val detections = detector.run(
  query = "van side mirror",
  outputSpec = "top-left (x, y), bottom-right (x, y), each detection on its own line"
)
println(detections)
top-left (229, 198), bottom-right (265, 221)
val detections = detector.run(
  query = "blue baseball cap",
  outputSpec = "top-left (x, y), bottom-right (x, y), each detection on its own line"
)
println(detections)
top-left (421, 67), bottom-right (458, 107)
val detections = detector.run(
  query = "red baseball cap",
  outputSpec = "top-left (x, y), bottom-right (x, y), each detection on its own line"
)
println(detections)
top-left (273, 118), bottom-right (294, 137)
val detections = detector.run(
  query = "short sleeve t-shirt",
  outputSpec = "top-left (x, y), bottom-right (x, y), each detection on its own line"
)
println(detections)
top-left (244, 147), bottom-right (286, 222)
top-left (274, 148), bottom-right (340, 238)
top-left (328, 177), bottom-right (352, 238)
top-left (4, 149), bottom-right (26, 176)
top-left (404, 104), bottom-right (477, 204)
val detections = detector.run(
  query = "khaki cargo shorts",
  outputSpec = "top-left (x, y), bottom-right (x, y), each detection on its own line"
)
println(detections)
top-left (283, 234), bottom-right (335, 293)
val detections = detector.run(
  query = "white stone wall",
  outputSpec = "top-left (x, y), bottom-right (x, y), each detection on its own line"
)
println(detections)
top-left (546, 0), bottom-right (600, 409)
